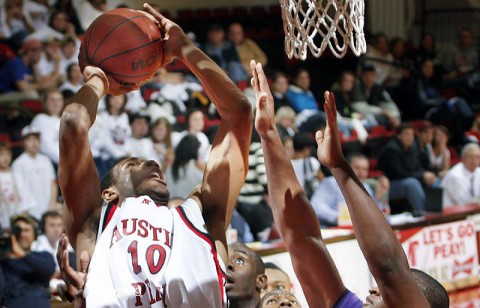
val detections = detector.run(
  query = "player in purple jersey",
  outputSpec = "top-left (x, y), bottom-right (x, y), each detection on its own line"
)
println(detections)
top-left (249, 59), bottom-right (449, 308)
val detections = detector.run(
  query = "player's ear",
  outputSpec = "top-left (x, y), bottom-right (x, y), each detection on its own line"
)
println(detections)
top-left (256, 273), bottom-right (268, 292)
top-left (102, 186), bottom-right (120, 204)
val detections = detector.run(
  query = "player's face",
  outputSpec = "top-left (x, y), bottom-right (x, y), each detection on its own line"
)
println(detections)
top-left (226, 243), bottom-right (257, 299)
top-left (363, 287), bottom-right (387, 308)
top-left (261, 268), bottom-right (291, 298)
top-left (260, 290), bottom-right (301, 308)
top-left (113, 158), bottom-right (169, 205)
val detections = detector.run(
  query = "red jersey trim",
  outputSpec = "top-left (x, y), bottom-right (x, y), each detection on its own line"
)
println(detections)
top-left (175, 206), bottom-right (227, 306)
top-left (101, 203), bottom-right (118, 233)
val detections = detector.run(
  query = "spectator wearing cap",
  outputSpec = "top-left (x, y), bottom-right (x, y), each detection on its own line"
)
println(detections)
top-left (351, 63), bottom-right (401, 129)
top-left (12, 126), bottom-right (58, 220)
top-left (0, 38), bottom-right (55, 105)
top-left (124, 111), bottom-right (158, 162)
top-left (0, 214), bottom-right (55, 308)
top-left (0, 142), bottom-right (36, 230)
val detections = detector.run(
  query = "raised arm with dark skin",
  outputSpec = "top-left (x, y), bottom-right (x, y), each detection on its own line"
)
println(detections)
top-left (251, 60), bottom-right (430, 308)
top-left (143, 4), bottom-right (252, 264)
top-left (250, 60), bottom-right (343, 308)
top-left (319, 93), bottom-right (429, 307)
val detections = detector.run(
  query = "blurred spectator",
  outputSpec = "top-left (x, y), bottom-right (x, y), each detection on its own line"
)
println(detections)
top-left (428, 125), bottom-right (451, 179)
top-left (410, 33), bottom-right (439, 67)
top-left (377, 124), bottom-right (439, 216)
top-left (52, 0), bottom-right (83, 35)
top-left (229, 210), bottom-right (254, 244)
top-left (30, 88), bottom-right (64, 167)
top-left (0, 142), bottom-right (36, 229)
top-left (165, 134), bottom-right (204, 199)
top-left (311, 153), bottom-right (389, 227)
top-left (1, 0), bottom-right (34, 49)
top-left (151, 117), bottom-right (174, 170)
top-left (260, 262), bottom-right (293, 299)
top-left (442, 143), bottom-right (480, 207)
top-left (172, 108), bottom-right (210, 163)
top-left (275, 106), bottom-right (297, 139)
top-left (352, 64), bottom-right (401, 128)
top-left (23, 0), bottom-right (50, 30)
top-left (36, 36), bottom-right (62, 86)
top-left (290, 133), bottom-right (322, 200)
top-left (124, 89), bottom-right (147, 114)
top-left (416, 123), bottom-right (434, 172)
top-left (25, 10), bottom-right (73, 42)
top-left (59, 36), bottom-right (79, 78)
top-left (466, 114), bottom-right (480, 143)
top-left (202, 23), bottom-right (229, 68)
top-left (59, 62), bottom-right (83, 98)
top-left (363, 32), bottom-right (394, 85)
top-left (75, 0), bottom-right (106, 32)
top-left (285, 67), bottom-right (318, 113)
top-left (125, 112), bottom-right (157, 161)
top-left (0, 213), bottom-right (55, 308)
top-left (32, 211), bottom-right (74, 295)
top-left (441, 28), bottom-right (478, 79)
top-left (0, 38), bottom-right (54, 104)
top-left (224, 22), bottom-right (267, 83)
top-left (11, 126), bottom-right (58, 220)
top-left (387, 37), bottom-right (414, 88)
top-left (270, 71), bottom-right (292, 112)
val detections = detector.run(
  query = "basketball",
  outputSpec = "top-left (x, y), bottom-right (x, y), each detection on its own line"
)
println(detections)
top-left (82, 8), bottom-right (163, 86)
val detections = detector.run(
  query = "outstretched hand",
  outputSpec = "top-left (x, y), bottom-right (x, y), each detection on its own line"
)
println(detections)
top-left (315, 91), bottom-right (345, 169)
top-left (250, 60), bottom-right (275, 138)
top-left (56, 234), bottom-right (90, 304)
top-left (143, 3), bottom-right (189, 67)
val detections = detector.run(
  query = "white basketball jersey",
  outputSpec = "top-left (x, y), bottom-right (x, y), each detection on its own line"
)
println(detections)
top-left (83, 197), bottom-right (227, 307)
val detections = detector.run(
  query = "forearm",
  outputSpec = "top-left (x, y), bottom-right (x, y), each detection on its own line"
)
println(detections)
top-left (177, 41), bottom-right (250, 119)
top-left (331, 160), bottom-right (409, 276)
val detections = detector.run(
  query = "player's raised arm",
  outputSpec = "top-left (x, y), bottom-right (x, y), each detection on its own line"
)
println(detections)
top-left (251, 60), bottom-right (344, 308)
top-left (58, 66), bottom-right (109, 251)
top-left (318, 92), bottom-right (429, 307)
top-left (144, 3), bottom-right (252, 261)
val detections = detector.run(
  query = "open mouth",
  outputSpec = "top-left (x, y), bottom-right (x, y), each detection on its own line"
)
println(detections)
top-left (225, 273), bottom-right (235, 290)
top-left (150, 172), bottom-right (167, 185)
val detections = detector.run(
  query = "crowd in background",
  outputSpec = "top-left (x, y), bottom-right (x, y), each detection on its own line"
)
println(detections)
top-left (0, 0), bottom-right (480, 304)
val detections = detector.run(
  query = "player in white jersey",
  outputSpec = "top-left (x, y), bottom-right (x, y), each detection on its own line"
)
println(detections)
top-left (57, 4), bottom-right (252, 307)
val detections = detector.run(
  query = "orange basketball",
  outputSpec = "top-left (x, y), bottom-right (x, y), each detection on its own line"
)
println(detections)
top-left (82, 8), bottom-right (162, 85)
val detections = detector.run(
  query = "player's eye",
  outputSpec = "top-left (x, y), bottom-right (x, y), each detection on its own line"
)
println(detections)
top-left (235, 257), bottom-right (245, 265)
top-left (275, 285), bottom-right (285, 290)
top-left (291, 300), bottom-right (298, 305)
top-left (267, 299), bottom-right (276, 304)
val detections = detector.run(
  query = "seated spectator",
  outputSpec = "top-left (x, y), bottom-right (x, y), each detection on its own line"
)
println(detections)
top-left (124, 112), bottom-right (157, 162)
top-left (1, 0), bottom-right (34, 49)
top-left (23, 0), bottom-right (50, 31)
top-left (466, 114), bottom-right (480, 143)
top-left (270, 71), bottom-right (293, 112)
top-left (36, 36), bottom-right (62, 86)
top-left (410, 32), bottom-right (440, 68)
top-left (285, 67), bottom-right (318, 114)
top-left (275, 106), bottom-right (297, 139)
top-left (11, 126), bottom-right (58, 220)
top-left (416, 122), bottom-right (434, 172)
top-left (59, 63), bottom-right (83, 98)
top-left (202, 23), bottom-right (229, 68)
top-left (442, 143), bottom-right (480, 207)
top-left (290, 133), bottom-right (322, 200)
top-left (428, 125), bottom-right (451, 179)
top-left (0, 214), bottom-right (55, 308)
top-left (229, 210), bottom-right (254, 244)
top-left (377, 123), bottom-right (439, 216)
top-left (25, 10), bottom-right (77, 43)
top-left (89, 93), bottom-right (130, 178)
top-left (352, 64), bottom-right (401, 128)
top-left (0, 38), bottom-right (55, 104)
top-left (311, 153), bottom-right (389, 227)
top-left (30, 89), bottom-right (64, 167)
top-left (0, 142), bottom-right (36, 229)
top-left (260, 262), bottom-right (293, 298)
top-left (31, 211), bottom-right (74, 295)
top-left (259, 290), bottom-right (301, 308)
top-left (75, 0), bottom-right (106, 32)
top-left (441, 27), bottom-right (478, 79)
top-left (151, 117), bottom-right (174, 170)
top-left (387, 37), bottom-right (414, 88)
top-left (224, 22), bottom-right (267, 84)
top-left (172, 108), bottom-right (210, 163)
top-left (52, 0), bottom-right (83, 35)
top-left (226, 242), bottom-right (267, 308)
top-left (59, 36), bottom-right (79, 80)
top-left (362, 32), bottom-right (394, 85)
top-left (165, 134), bottom-right (204, 199)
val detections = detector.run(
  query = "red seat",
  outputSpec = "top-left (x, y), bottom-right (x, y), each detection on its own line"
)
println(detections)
top-left (20, 99), bottom-right (43, 114)
top-left (0, 133), bottom-right (10, 143)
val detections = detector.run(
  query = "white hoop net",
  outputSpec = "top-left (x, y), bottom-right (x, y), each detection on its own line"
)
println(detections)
top-left (280, 0), bottom-right (367, 60)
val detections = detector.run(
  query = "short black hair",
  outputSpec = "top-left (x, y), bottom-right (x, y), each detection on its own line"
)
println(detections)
top-left (40, 210), bottom-right (62, 233)
top-left (411, 268), bottom-right (449, 308)
top-left (264, 262), bottom-right (288, 276)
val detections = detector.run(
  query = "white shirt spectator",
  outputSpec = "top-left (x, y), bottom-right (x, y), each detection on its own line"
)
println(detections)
top-left (75, 0), bottom-right (104, 32)
top-left (172, 131), bottom-right (211, 163)
top-left (442, 163), bottom-right (480, 208)
top-left (11, 152), bottom-right (56, 220)
top-left (165, 160), bottom-right (204, 199)
top-left (0, 171), bottom-right (36, 228)
top-left (89, 111), bottom-right (131, 161)
top-left (291, 156), bottom-right (320, 188)
top-left (23, 0), bottom-right (49, 30)
top-left (30, 113), bottom-right (61, 164)
top-left (125, 137), bottom-right (158, 162)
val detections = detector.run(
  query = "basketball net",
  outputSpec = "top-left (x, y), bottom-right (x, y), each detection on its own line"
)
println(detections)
top-left (280, 0), bottom-right (367, 60)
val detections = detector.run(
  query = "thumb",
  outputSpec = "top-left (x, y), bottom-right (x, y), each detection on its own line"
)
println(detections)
top-left (315, 130), bottom-right (324, 145)
top-left (79, 251), bottom-right (90, 273)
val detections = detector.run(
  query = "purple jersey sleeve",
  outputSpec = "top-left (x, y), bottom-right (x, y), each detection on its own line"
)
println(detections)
top-left (333, 289), bottom-right (363, 308)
